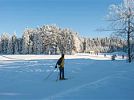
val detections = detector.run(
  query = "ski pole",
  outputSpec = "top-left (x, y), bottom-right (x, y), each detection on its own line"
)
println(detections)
top-left (56, 68), bottom-right (59, 81)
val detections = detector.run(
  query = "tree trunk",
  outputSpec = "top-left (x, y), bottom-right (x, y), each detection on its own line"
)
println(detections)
top-left (127, 10), bottom-right (131, 63)
top-left (127, 30), bottom-right (131, 63)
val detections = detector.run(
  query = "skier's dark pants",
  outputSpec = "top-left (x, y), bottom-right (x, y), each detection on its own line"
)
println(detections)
top-left (59, 68), bottom-right (64, 79)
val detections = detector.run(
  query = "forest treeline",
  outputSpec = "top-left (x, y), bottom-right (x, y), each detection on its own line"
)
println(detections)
top-left (0, 25), bottom-right (129, 55)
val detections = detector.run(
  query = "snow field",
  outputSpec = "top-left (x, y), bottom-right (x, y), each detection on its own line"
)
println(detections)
top-left (0, 54), bottom-right (133, 100)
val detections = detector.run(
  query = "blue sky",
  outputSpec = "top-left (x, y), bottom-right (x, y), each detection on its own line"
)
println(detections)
top-left (0, 0), bottom-right (122, 38)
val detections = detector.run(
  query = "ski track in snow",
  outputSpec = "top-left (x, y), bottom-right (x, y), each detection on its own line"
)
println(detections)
top-left (43, 70), bottom-right (133, 100)
top-left (43, 76), bottom-right (111, 100)
top-left (0, 92), bottom-right (30, 96)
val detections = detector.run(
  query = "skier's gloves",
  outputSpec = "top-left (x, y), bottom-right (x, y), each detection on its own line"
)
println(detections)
top-left (54, 69), bottom-right (57, 72)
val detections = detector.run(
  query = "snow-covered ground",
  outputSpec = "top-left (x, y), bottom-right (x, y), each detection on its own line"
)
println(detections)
top-left (0, 53), bottom-right (126, 61)
top-left (0, 54), bottom-right (134, 100)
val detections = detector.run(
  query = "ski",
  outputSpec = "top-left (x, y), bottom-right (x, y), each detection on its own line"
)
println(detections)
top-left (56, 78), bottom-right (68, 81)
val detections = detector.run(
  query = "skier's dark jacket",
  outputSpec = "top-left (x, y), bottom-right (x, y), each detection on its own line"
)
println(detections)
top-left (55, 56), bottom-right (64, 69)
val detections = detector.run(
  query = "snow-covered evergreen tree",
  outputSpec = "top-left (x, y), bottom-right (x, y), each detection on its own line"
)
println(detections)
top-left (22, 28), bottom-right (34, 54)
top-left (0, 33), bottom-right (9, 54)
top-left (11, 34), bottom-right (17, 54)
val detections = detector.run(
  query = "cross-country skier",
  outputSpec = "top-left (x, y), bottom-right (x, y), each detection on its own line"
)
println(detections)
top-left (55, 54), bottom-right (65, 80)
